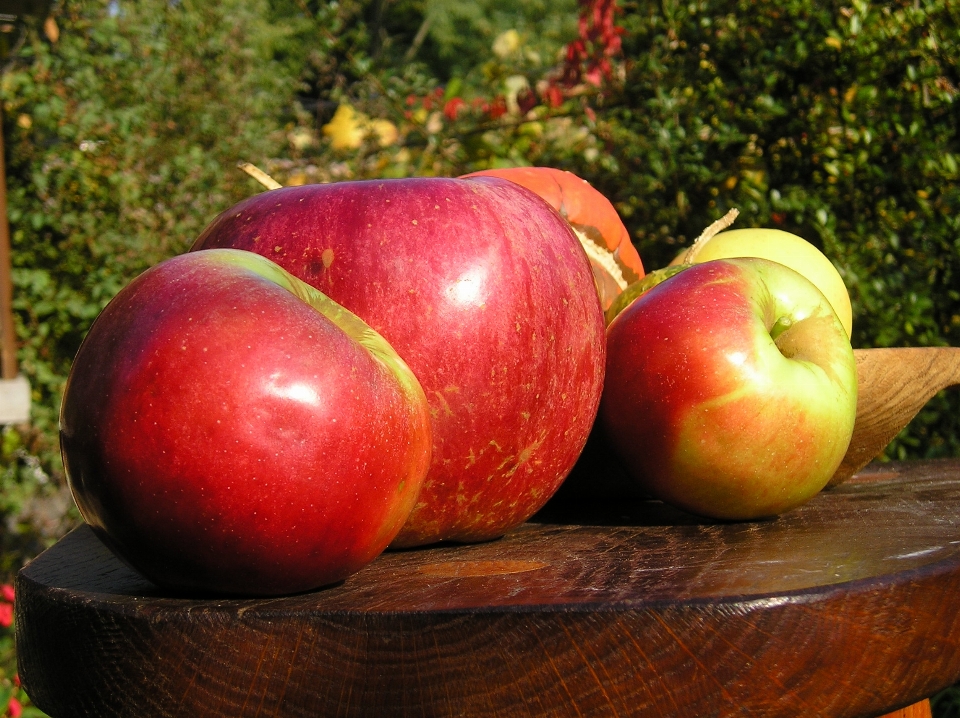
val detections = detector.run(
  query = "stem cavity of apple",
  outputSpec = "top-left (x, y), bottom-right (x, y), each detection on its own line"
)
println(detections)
top-left (773, 314), bottom-right (843, 372)
top-left (769, 315), bottom-right (794, 342)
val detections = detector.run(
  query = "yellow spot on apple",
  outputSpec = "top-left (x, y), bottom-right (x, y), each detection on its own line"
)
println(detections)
top-left (321, 248), bottom-right (335, 268)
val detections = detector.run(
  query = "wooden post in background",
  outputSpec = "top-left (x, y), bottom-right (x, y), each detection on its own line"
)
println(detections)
top-left (0, 59), bottom-right (31, 424)
top-left (0, 103), bottom-right (18, 380)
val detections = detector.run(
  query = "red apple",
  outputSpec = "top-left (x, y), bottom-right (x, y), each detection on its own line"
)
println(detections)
top-left (462, 167), bottom-right (644, 309)
top-left (60, 249), bottom-right (432, 595)
top-left (600, 258), bottom-right (857, 520)
top-left (191, 177), bottom-right (605, 547)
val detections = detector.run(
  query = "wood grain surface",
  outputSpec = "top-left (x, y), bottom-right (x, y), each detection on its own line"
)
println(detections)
top-left (16, 459), bottom-right (960, 717)
top-left (880, 701), bottom-right (933, 718)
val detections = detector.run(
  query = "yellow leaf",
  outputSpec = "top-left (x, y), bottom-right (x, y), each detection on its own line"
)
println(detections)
top-left (370, 119), bottom-right (398, 147)
top-left (493, 29), bottom-right (521, 59)
top-left (289, 127), bottom-right (316, 150)
top-left (322, 104), bottom-right (365, 150)
top-left (43, 16), bottom-right (59, 43)
top-left (825, 36), bottom-right (843, 50)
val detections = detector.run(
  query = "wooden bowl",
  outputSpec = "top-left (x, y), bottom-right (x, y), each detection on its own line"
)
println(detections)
top-left (828, 347), bottom-right (960, 486)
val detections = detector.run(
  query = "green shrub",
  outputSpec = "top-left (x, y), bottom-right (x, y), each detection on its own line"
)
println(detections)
top-left (583, 0), bottom-right (960, 459)
top-left (3, 0), bottom-right (299, 440)
top-left (0, 0), bottom-right (303, 584)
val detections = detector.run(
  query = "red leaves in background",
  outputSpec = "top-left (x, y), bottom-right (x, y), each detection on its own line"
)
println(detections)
top-left (557, 0), bottom-right (623, 89)
top-left (486, 96), bottom-right (508, 119)
top-left (403, 0), bottom-right (623, 125)
top-left (544, 84), bottom-right (565, 108)
top-left (443, 97), bottom-right (466, 121)
top-left (0, 584), bottom-right (22, 717)
top-left (517, 89), bottom-right (539, 115)
top-left (0, 584), bottom-right (13, 628)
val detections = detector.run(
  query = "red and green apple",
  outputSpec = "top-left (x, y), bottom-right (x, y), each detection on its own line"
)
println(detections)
top-left (600, 257), bottom-right (857, 520)
top-left (60, 249), bottom-right (432, 595)
top-left (191, 177), bottom-right (606, 547)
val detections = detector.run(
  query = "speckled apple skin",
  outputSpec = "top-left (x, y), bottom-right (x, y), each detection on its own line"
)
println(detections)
top-left (601, 258), bottom-right (857, 520)
top-left (191, 177), bottom-right (606, 546)
top-left (60, 250), bottom-right (432, 595)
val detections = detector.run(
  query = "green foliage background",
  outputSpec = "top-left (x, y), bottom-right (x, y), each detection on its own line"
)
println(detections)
top-left (599, 0), bottom-right (960, 461)
top-left (1, 0), bottom-right (959, 712)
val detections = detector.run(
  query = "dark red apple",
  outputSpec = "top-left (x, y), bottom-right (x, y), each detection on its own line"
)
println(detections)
top-left (60, 249), bottom-right (432, 595)
top-left (191, 177), bottom-right (605, 547)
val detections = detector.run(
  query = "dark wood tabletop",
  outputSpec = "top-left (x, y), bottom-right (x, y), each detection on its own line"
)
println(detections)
top-left (15, 458), bottom-right (960, 717)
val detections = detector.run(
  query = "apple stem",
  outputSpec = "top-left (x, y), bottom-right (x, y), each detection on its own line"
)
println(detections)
top-left (682, 208), bottom-right (740, 265)
top-left (238, 162), bottom-right (283, 191)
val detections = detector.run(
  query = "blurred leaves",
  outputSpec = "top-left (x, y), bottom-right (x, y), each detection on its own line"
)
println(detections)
top-left (0, 0), bottom-right (301, 587)
top-left (2, 0), bottom-right (299, 452)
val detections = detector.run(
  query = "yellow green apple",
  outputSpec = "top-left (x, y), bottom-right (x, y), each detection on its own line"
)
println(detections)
top-left (672, 228), bottom-right (853, 337)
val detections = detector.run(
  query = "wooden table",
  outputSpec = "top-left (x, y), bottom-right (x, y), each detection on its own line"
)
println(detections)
top-left (15, 459), bottom-right (960, 717)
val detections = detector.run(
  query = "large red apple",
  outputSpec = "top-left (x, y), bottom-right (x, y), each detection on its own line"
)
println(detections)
top-left (191, 177), bottom-right (606, 547)
top-left (600, 258), bottom-right (857, 520)
top-left (462, 167), bottom-right (644, 310)
top-left (60, 249), bottom-right (432, 595)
